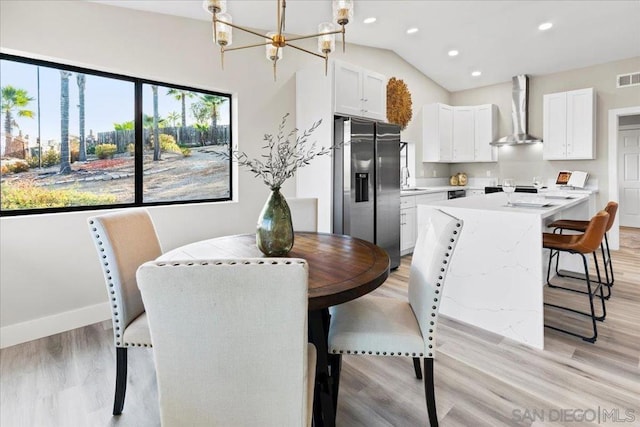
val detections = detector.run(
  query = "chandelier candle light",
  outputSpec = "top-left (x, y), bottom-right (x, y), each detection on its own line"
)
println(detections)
top-left (203, 0), bottom-right (353, 80)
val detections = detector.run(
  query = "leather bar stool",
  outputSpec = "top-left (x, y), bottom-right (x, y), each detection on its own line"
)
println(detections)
top-left (543, 210), bottom-right (609, 343)
top-left (548, 202), bottom-right (618, 299)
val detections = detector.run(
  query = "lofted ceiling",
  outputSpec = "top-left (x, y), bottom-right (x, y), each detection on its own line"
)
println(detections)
top-left (92, 0), bottom-right (640, 92)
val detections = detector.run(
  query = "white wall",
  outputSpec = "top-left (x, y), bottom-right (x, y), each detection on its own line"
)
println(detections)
top-left (0, 0), bottom-right (449, 347)
top-left (449, 57), bottom-right (640, 207)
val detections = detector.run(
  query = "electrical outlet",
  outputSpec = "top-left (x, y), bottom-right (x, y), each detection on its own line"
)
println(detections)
top-left (432, 170), bottom-right (437, 177)
top-left (486, 170), bottom-right (491, 177)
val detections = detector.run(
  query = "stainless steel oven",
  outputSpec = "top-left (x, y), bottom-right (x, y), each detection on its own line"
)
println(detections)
top-left (447, 189), bottom-right (466, 199)
top-left (484, 186), bottom-right (539, 194)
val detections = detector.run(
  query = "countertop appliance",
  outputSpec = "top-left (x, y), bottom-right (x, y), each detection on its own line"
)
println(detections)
top-left (484, 185), bottom-right (541, 194)
top-left (333, 117), bottom-right (400, 270)
top-left (448, 189), bottom-right (466, 199)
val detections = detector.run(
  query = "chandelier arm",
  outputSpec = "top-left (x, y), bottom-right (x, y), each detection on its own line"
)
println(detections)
top-left (215, 19), bottom-right (269, 40)
top-left (286, 42), bottom-right (326, 60)
top-left (223, 40), bottom-right (273, 52)
top-left (285, 29), bottom-right (343, 43)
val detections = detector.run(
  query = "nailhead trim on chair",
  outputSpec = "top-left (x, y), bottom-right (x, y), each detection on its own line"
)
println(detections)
top-left (154, 259), bottom-right (307, 267)
top-left (422, 222), bottom-right (461, 357)
top-left (329, 222), bottom-right (462, 360)
top-left (114, 259), bottom-right (305, 347)
top-left (89, 219), bottom-right (153, 348)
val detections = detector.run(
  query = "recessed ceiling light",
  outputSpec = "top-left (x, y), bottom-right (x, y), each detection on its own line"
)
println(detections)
top-left (406, 27), bottom-right (419, 34)
top-left (363, 17), bottom-right (376, 24)
top-left (471, 71), bottom-right (482, 77)
top-left (448, 50), bottom-right (459, 57)
top-left (538, 22), bottom-right (553, 31)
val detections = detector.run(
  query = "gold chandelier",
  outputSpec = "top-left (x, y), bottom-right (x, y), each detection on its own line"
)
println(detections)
top-left (203, 0), bottom-right (354, 80)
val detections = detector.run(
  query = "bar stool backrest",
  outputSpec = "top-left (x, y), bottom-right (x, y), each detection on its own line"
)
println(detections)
top-left (604, 202), bottom-right (618, 232)
top-left (575, 211), bottom-right (609, 254)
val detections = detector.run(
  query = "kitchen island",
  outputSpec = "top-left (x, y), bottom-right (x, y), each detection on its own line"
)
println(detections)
top-left (417, 192), bottom-right (593, 349)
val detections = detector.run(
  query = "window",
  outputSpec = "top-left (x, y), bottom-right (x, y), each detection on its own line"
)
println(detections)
top-left (0, 54), bottom-right (232, 215)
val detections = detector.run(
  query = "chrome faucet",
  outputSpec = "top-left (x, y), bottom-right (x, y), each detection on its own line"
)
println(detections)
top-left (401, 166), bottom-right (410, 189)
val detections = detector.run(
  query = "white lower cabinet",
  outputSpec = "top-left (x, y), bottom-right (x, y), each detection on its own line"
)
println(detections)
top-left (401, 206), bottom-right (416, 255)
top-left (401, 192), bottom-right (447, 254)
top-left (401, 196), bottom-right (417, 254)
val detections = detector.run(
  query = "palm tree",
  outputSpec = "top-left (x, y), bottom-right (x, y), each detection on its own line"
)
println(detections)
top-left (113, 120), bottom-right (134, 147)
top-left (76, 73), bottom-right (87, 161)
top-left (114, 120), bottom-right (134, 131)
top-left (167, 89), bottom-right (194, 128)
top-left (1, 85), bottom-right (35, 157)
top-left (59, 71), bottom-right (72, 174)
top-left (200, 95), bottom-right (227, 145)
top-left (166, 111), bottom-right (181, 127)
top-left (152, 85), bottom-right (161, 161)
top-left (193, 123), bottom-right (210, 146)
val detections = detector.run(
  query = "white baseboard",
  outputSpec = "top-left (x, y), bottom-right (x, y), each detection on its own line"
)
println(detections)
top-left (0, 302), bottom-right (111, 349)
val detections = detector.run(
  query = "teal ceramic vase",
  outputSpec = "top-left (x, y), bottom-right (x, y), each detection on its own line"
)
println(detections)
top-left (256, 187), bottom-right (294, 256)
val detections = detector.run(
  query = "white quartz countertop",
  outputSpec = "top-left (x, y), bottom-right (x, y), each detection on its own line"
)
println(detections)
top-left (418, 192), bottom-right (590, 218)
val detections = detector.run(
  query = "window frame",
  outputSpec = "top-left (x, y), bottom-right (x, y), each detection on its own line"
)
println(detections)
top-left (0, 53), bottom-right (233, 217)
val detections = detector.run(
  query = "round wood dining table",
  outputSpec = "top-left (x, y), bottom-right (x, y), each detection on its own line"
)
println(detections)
top-left (157, 232), bottom-right (390, 427)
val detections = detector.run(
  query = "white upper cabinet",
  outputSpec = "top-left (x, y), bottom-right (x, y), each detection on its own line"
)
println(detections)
top-left (334, 62), bottom-right (362, 117)
top-left (543, 88), bottom-right (596, 160)
top-left (422, 103), bottom-right (453, 162)
top-left (474, 104), bottom-right (498, 162)
top-left (423, 103), bottom-right (497, 163)
top-left (362, 71), bottom-right (387, 121)
top-left (334, 61), bottom-right (387, 122)
top-left (452, 107), bottom-right (475, 162)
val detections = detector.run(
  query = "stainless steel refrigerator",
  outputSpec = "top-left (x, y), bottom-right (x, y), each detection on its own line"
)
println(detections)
top-left (333, 117), bottom-right (401, 270)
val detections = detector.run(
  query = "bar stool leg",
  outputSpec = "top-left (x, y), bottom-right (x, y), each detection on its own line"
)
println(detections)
top-left (603, 232), bottom-right (614, 291)
top-left (551, 228), bottom-right (614, 299)
top-left (546, 248), bottom-right (559, 287)
top-left (599, 242), bottom-right (611, 299)
top-left (591, 251), bottom-right (606, 322)
top-left (544, 252), bottom-right (606, 343)
top-left (582, 254), bottom-right (599, 343)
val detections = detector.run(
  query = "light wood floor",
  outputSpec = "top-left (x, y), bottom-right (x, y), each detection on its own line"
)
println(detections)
top-left (2, 228), bottom-right (639, 426)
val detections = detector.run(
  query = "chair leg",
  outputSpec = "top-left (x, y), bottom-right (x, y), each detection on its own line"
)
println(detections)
top-left (551, 230), bottom-right (613, 300)
top-left (544, 253), bottom-right (604, 343)
top-left (328, 353), bottom-right (342, 420)
top-left (423, 358), bottom-right (438, 427)
top-left (604, 233), bottom-right (614, 286)
top-left (546, 248), bottom-right (558, 287)
top-left (413, 357), bottom-right (423, 379)
top-left (591, 252), bottom-right (606, 321)
top-left (599, 242), bottom-right (611, 299)
top-left (113, 347), bottom-right (127, 415)
top-left (583, 254), bottom-right (600, 342)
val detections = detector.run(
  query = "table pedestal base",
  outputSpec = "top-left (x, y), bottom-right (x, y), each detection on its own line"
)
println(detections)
top-left (309, 309), bottom-right (336, 427)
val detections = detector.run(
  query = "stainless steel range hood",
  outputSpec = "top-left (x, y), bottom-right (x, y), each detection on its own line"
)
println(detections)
top-left (490, 75), bottom-right (543, 146)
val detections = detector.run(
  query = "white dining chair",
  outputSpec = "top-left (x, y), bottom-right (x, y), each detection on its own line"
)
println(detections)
top-left (327, 209), bottom-right (463, 427)
top-left (137, 258), bottom-right (316, 427)
top-left (87, 208), bottom-right (162, 415)
top-left (289, 197), bottom-right (318, 232)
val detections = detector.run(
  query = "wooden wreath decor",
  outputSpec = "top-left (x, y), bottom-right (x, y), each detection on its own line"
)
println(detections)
top-left (386, 77), bottom-right (413, 130)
